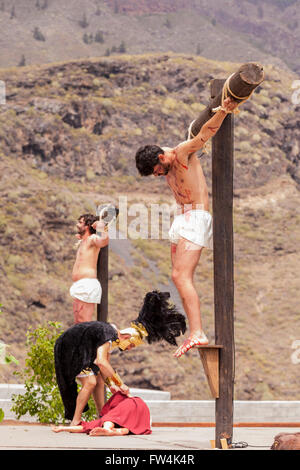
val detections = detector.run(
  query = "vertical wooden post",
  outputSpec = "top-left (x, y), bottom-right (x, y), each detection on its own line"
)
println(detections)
top-left (97, 245), bottom-right (109, 322)
top-left (211, 79), bottom-right (235, 448)
top-left (97, 244), bottom-right (109, 403)
top-left (186, 64), bottom-right (263, 448)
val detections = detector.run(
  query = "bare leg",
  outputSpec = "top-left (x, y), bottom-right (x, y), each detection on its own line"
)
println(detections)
top-left (51, 424), bottom-right (84, 433)
top-left (73, 299), bottom-right (95, 323)
top-left (171, 239), bottom-right (203, 335)
top-left (71, 375), bottom-right (96, 425)
top-left (92, 374), bottom-right (105, 416)
top-left (171, 239), bottom-right (208, 356)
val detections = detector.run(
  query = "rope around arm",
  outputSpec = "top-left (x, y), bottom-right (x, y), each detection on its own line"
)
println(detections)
top-left (212, 73), bottom-right (255, 114)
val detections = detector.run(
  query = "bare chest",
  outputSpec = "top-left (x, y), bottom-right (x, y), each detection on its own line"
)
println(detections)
top-left (75, 241), bottom-right (96, 263)
top-left (166, 160), bottom-right (198, 204)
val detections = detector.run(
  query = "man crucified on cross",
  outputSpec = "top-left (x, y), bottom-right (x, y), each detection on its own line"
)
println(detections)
top-left (135, 97), bottom-right (238, 358)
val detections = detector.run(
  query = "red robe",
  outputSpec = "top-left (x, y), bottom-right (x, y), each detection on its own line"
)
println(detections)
top-left (81, 392), bottom-right (152, 435)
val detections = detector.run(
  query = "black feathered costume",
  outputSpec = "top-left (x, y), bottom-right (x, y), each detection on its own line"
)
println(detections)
top-left (54, 321), bottom-right (118, 420)
top-left (55, 290), bottom-right (186, 420)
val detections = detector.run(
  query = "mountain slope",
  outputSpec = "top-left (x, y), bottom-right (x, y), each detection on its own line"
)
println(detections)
top-left (0, 0), bottom-right (299, 73)
top-left (0, 53), bottom-right (299, 402)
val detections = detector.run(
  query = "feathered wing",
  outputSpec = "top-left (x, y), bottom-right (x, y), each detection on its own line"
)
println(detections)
top-left (134, 291), bottom-right (186, 346)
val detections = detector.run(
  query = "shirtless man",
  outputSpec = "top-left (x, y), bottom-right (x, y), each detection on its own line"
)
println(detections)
top-left (135, 97), bottom-right (238, 357)
top-left (70, 213), bottom-right (108, 323)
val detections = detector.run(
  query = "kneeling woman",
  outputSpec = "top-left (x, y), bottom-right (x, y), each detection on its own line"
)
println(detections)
top-left (52, 391), bottom-right (151, 436)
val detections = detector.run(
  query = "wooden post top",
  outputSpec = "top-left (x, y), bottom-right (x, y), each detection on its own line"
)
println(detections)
top-left (190, 61), bottom-right (264, 138)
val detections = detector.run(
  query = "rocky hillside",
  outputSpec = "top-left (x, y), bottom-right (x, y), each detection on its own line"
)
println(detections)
top-left (0, 53), bottom-right (300, 403)
top-left (0, 0), bottom-right (299, 73)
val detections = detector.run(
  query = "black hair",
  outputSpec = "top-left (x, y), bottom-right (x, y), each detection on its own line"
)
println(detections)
top-left (78, 213), bottom-right (99, 234)
top-left (135, 145), bottom-right (164, 176)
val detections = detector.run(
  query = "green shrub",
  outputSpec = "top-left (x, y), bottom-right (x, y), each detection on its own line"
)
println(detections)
top-left (11, 321), bottom-right (99, 424)
top-left (0, 303), bottom-right (19, 422)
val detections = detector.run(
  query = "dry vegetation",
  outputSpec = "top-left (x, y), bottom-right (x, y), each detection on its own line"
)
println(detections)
top-left (0, 53), bottom-right (299, 401)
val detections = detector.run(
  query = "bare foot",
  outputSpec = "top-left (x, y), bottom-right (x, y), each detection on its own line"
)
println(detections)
top-left (51, 425), bottom-right (65, 433)
top-left (112, 427), bottom-right (129, 435)
top-left (89, 426), bottom-right (114, 436)
top-left (89, 426), bottom-right (129, 436)
top-left (174, 333), bottom-right (208, 358)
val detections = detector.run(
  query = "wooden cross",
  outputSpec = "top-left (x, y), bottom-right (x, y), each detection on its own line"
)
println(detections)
top-left (95, 62), bottom-right (264, 447)
top-left (191, 63), bottom-right (264, 448)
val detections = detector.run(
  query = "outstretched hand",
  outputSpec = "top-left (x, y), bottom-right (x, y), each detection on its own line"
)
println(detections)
top-left (92, 220), bottom-right (105, 231)
top-left (109, 383), bottom-right (131, 397)
top-left (222, 97), bottom-right (239, 113)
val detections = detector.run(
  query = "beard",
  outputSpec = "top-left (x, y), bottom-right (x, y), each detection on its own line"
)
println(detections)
top-left (77, 227), bottom-right (87, 238)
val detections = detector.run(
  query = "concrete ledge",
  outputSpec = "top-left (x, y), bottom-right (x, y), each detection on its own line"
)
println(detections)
top-left (147, 400), bottom-right (300, 424)
top-left (0, 384), bottom-right (27, 399)
top-left (0, 384), bottom-right (171, 422)
top-left (1, 384), bottom-right (300, 424)
top-left (0, 384), bottom-right (170, 401)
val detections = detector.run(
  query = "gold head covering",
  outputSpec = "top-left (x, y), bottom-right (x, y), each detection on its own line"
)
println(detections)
top-left (112, 322), bottom-right (148, 350)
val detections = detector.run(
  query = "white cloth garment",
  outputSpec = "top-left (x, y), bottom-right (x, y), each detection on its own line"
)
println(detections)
top-left (70, 278), bottom-right (102, 304)
top-left (168, 209), bottom-right (213, 249)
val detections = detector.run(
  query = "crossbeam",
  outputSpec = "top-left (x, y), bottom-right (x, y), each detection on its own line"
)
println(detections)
top-left (188, 62), bottom-right (264, 138)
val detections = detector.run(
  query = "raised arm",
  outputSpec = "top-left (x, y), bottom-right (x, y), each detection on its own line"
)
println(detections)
top-left (176, 97), bottom-right (238, 161)
top-left (90, 220), bottom-right (109, 248)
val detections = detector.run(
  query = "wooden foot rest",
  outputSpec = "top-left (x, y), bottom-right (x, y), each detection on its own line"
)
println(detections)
top-left (197, 345), bottom-right (223, 399)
